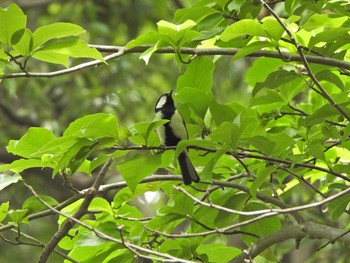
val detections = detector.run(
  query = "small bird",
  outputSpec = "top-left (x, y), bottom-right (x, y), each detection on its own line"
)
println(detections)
top-left (154, 90), bottom-right (200, 185)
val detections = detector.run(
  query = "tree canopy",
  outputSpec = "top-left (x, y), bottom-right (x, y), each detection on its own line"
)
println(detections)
top-left (0, 0), bottom-right (349, 262)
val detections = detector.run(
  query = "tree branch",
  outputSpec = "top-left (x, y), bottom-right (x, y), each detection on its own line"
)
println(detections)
top-left (37, 157), bottom-right (113, 263)
top-left (233, 222), bottom-right (350, 263)
top-left (1, 45), bottom-right (349, 79)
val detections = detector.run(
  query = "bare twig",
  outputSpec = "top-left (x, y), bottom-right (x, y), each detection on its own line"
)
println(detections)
top-left (317, 229), bottom-right (350, 251)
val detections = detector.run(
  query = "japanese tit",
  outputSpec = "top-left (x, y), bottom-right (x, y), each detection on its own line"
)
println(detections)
top-left (155, 90), bottom-right (200, 185)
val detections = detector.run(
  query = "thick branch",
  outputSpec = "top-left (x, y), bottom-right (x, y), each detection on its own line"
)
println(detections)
top-left (233, 222), bottom-right (350, 263)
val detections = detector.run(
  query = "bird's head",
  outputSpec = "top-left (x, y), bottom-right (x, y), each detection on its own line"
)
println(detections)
top-left (155, 90), bottom-right (174, 113)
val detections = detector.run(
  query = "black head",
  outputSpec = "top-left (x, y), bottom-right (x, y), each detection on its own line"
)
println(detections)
top-left (155, 90), bottom-right (174, 113)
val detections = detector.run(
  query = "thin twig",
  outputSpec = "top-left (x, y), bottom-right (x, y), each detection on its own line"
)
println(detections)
top-left (174, 185), bottom-right (350, 216)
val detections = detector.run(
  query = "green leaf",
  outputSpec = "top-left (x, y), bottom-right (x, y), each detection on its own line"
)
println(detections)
top-left (177, 56), bottom-right (214, 92)
top-left (308, 141), bottom-right (326, 161)
top-left (0, 202), bottom-right (9, 222)
top-left (22, 195), bottom-right (59, 214)
top-left (32, 22), bottom-right (84, 49)
top-left (175, 6), bottom-right (219, 24)
top-left (64, 113), bottom-right (118, 140)
top-left (118, 153), bottom-right (162, 192)
top-left (210, 122), bottom-right (241, 149)
top-left (6, 127), bottom-right (56, 158)
top-left (0, 173), bottom-right (22, 191)
top-left (232, 41), bottom-right (272, 61)
top-left (157, 19), bottom-right (199, 47)
top-left (126, 31), bottom-right (159, 48)
top-left (89, 197), bottom-right (113, 215)
top-left (209, 99), bottom-right (237, 126)
top-left (328, 194), bottom-right (350, 220)
top-left (246, 58), bottom-right (285, 86)
top-left (302, 14), bottom-right (348, 31)
top-left (220, 19), bottom-right (269, 42)
top-left (250, 90), bottom-right (284, 106)
top-left (315, 70), bottom-right (345, 91)
top-left (197, 243), bottom-right (240, 263)
top-left (0, 4), bottom-right (27, 47)
top-left (200, 149), bottom-right (226, 182)
top-left (250, 136), bottom-right (275, 155)
top-left (102, 249), bottom-right (134, 263)
top-left (304, 104), bottom-right (340, 127)
top-left (176, 88), bottom-right (213, 119)
top-left (253, 70), bottom-right (300, 96)
top-left (11, 28), bottom-right (33, 55)
top-left (250, 166), bottom-right (276, 198)
top-left (33, 39), bottom-right (104, 66)
top-left (0, 159), bottom-right (45, 173)
top-left (113, 182), bottom-right (162, 207)
top-left (139, 40), bottom-right (167, 65)
top-left (309, 27), bottom-right (350, 48)
top-left (262, 17), bottom-right (285, 41)
top-left (53, 138), bottom-right (97, 176)
top-left (133, 120), bottom-right (169, 146)
top-left (9, 209), bottom-right (28, 226)
top-left (31, 50), bottom-right (69, 66)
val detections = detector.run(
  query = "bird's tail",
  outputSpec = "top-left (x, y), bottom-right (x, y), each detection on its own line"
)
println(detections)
top-left (178, 151), bottom-right (200, 185)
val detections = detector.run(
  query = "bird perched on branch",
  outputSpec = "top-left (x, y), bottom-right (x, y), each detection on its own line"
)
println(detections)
top-left (154, 90), bottom-right (200, 185)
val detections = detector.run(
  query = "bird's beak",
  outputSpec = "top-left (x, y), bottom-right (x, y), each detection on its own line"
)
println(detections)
top-left (168, 90), bottom-right (173, 97)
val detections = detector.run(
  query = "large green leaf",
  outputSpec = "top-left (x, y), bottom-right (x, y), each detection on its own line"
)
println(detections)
top-left (22, 195), bottom-right (59, 214)
top-left (197, 243), bottom-right (240, 263)
top-left (157, 19), bottom-right (199, 47)
top-left (63, 113), bottom-right (118, 140)
top-left (0, 4), bottom-right (27, 47)
top-left (302, 14), bottom-right (348, 31)
top-left (177, 56), bottom-right (214, 92)
top-left (118, 153), bottom-right (162, 192)
top-left (33, 39), bottom-right (104, 67)
top-left (253, 70), bottom-right (300, 96)
top-left (32, 22), bottom-right (84, 49)
top-left (0, 159), bottom-right (46, 173)
top-left (220, 19), bottom-right (269, 42)
top-left (304, 104), bottom-right (342, 127)
top-left (11, 28), bottom-right (32, 56)
top-left (176, 87), bottom-right (213, 119)
top-left (6, 127), bottom-right (56, 158)
top-left (328, 194), bottom-right (350, 220)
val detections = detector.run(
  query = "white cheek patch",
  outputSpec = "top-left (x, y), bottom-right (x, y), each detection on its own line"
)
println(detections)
top-left (156, 95), bottom-right (167, 110)
top-left (171, 110), bottom-right (188, 140)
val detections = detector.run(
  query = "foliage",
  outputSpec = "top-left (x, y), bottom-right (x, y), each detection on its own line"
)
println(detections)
top-left (0, 1), bottom-right (350, 263)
